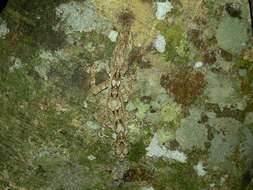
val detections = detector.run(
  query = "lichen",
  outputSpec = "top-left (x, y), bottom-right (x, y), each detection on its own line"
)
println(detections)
top-left (207, 116), bottom-right (242, 172)
top-left (155, 1), bottom-right (173, 20)
top-left (160, 97), bottom-right (182, 124)
top-left (204, 71), bottom-right (247, 110)
top-left (216, 17), bottom-right (250, 54)
top-left (193, 161), bottom-right (207, 177)
top-left (108, 30), bottom-right (118, 42)
top-left (131, 98), bottom-right (150, 120)
top-left (240, 127), bottom-right (253, 162)
top-left (146, 133), bottom-right (187, 163)
top-left (176, 107), bottom-right (208, 150)
top-left (0, 18), bottom-right (9, 39)
top-left (1, 0), bottom-right (252, 189)
top-left (136, 68), bottom-right (165, 98)
top-left (156, 127), bottom-right (174, 144)
top-left (153, 34), bottom-right (166, 53)
top-left (54, 1), bottom-right (112, 34)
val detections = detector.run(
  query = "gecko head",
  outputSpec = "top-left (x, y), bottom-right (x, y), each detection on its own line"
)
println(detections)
top-left (117, 8), bottom-right (135, 27)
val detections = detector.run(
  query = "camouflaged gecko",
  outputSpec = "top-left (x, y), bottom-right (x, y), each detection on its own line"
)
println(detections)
top-left (107, 9), bottom-right (134, 160)
top-left (90, 9), bottom-right (134, 160)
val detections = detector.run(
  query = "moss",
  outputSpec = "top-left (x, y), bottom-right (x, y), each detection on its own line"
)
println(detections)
top-left (152, 161), bottom-right (205, 190)
top-left (232, 57), bottom-right (253, 95)
top-left (0, 66), bottom-right (46, 102)
top-left (82, 31), bottom-right (115, 60)
top-left (235, 57), bottom-right (253, 69)
top-left (128, 138), bottom-right (146, 162)
top-left (5, 0), bottom-right (66, 50)
top-left (155, 23), bottom-right (191, 63)
top-left (161, 66), bottom-right (206, 107)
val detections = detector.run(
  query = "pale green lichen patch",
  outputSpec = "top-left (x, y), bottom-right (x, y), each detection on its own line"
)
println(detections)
top-left (135, 67), bottom-right (165, 98)
top-left (176, 107), bottom-right (208, 150)
top-left (216, 16), bottom-right (250, 54)
top-left (54, 1), bottom-right (112, 34)
top-left (207, 115), bottom-right (242, 172)
top-left (204, 71), bottom-right (247, 110)
top-left (160, 97), bottom-right (182, 124)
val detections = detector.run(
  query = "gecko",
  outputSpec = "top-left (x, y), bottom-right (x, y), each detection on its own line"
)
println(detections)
top-left (90, 8), bottom-right (134, 160)
top-left (88, 2), bottom-right (158, 163)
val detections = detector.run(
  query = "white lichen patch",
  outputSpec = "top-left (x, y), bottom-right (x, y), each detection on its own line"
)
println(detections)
top-left (94, 60), bottom-right (110, 74)
top-left (140, 186), bottom-right (155, 190)
top-left (108, 30), bottom-right (118, 42)
top-left (153, 34), bottom-right (166, 53)
top-left (34, 63), bottom-right (50, 81)
top-left (194, 61), bottom-right (204, 69)
top-left (204, 71), bottom-right (247, 110)
top-left (39, 50), bottom-right (58, 63)
top-left (9, 57), bottom-right (23, 72)
top-left (0, 18), bottom-right (9, 39)
top-left (176, 107), bottom-right (208, 150)
top-left (34, 50), bottom-right (58, 80)
top-left (35, 49), bottom-right (74, 80)
top-left (87, 155), bottom-right (96, 160)
top-left (155, 1), bottom-right (173, 20)
top-left (146, 133), bottom-right (187, 163)
top-left (55, 1), bottom-right (111, 34)
top-left (194, 161), bottom-right (207, 177)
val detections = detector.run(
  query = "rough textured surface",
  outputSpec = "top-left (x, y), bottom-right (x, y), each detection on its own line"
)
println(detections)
top-left (0, 17), bottom-right (9, 38)
top-left (54, 1), bottom-right (112, 34)
top-left (216, 17), bottom-right (250, 54)
top-left (0, 0), bottom-right (253, 189)
top-left (176, 107), bottom-right (208, 150)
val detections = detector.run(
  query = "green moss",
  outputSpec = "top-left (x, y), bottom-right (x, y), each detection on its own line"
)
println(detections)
top-left (82, 31), bottom-right (115, 60)
top-left (0, 68), bottom-right (45, 102)
top-left (152, 161), bottom-right (205, 190)
top-left (128, 139), bottom-right (146, 162)
top-left (6, 0), bottom-right (66, 50)
top-left (234, 57), bottom-right (253, 70)
top-left (156, 23), bottom-right (183, 46)
top-left (156, 22), bottom-right (190, 63)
